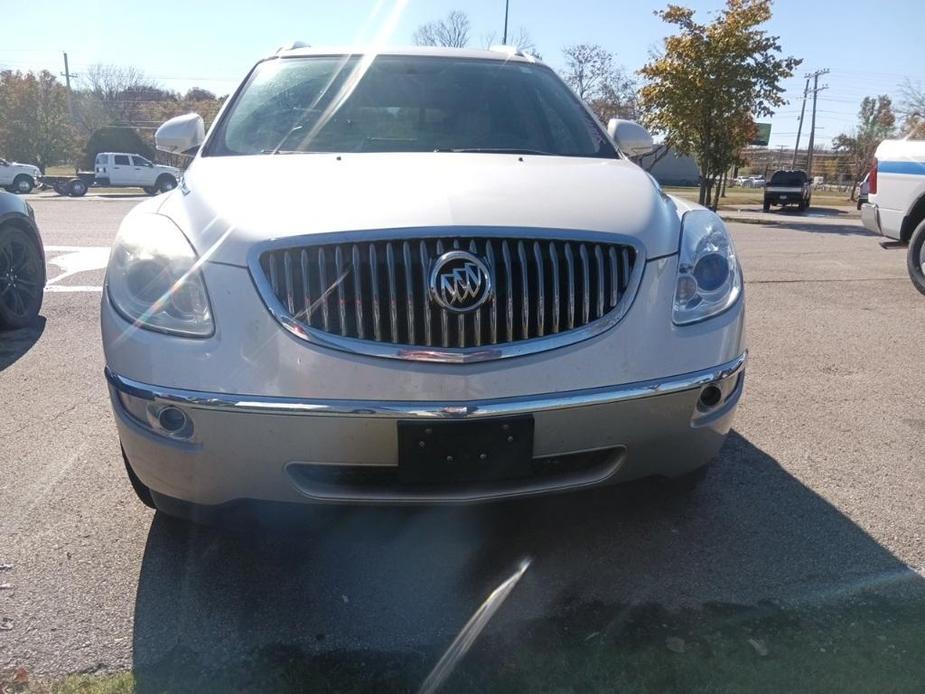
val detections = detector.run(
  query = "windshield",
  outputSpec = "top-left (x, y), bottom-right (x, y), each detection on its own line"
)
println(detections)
top-left (207, 55), bottom-right (615, 158)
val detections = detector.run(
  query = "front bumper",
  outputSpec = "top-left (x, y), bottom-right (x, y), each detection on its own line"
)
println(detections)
top-left (108, 353), bottom-right (745, 507)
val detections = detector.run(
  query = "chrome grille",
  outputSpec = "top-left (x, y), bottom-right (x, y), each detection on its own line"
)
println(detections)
top-left (255, 233), bottom-right (640, 359)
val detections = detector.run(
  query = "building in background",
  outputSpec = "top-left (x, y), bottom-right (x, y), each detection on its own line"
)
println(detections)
top-left (637, 147), bottom-right (700, 186)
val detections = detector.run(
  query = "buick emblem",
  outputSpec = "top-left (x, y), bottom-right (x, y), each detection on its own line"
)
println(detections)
top-left (429, 250), bottom-right (492, 313)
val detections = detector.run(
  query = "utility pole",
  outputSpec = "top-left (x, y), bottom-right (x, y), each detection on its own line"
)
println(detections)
top-left (790, 77), bottom-right (809, 168)
top-left (61, 52), bottom-right (75, 120)
top-left (805, 69), bottom-right (829, 179)
top-left (502, 0), bottom-right (510, 44)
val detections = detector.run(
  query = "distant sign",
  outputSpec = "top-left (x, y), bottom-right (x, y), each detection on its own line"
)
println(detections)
top-left (750, 122), bottom-right (772, 146)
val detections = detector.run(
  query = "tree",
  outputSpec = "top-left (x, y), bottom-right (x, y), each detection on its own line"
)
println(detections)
top-left (413, 10), bottom-right (470, 48)
top-left (638, 0), bottom-right (800, 208)
top-left (560, 44), bottom-right (636, 123)
top-left (185, 87), bottom-right (216, 102)
top-left (899, 80), bottom-right (925, 138)
top-left (81, 64), bottom-right (172, 126)
top-left (831, 95), bottom-right (895, 199)
top-left (0, 70), bottom-right (76, 173)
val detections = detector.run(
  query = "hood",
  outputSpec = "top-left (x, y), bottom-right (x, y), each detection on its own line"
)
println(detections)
top-left (11, 161), bottom-right (40, 173)
top-left (158, 153), bottom-right (682, 266)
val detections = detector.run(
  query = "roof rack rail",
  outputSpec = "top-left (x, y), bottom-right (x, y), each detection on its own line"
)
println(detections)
top-left (276, 41), bottom-right (310, 54)
top-left (488, 44), bottom-right (536, 61)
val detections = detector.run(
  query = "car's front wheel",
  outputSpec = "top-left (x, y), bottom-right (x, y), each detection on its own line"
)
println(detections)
top-left (906, 219), bottom-right (925, 297)
top-left (121, 446), bottom-right (156, 509)
top-left (0, 224), bottom-right (44, 329)
top-left (9, 175), bottom-right (34, 195)
top-left (155, 175), bottom-right (177, 194)
top-left (762, 200), bottom-right (770, 212)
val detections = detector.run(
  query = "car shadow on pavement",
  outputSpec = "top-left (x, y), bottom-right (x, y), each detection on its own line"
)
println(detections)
top-left (0, 316), bottom-right (45, 372)
top-left (130, 431), bottom-right (925, 693)
top-left (752, 219), bottom-right (875, 237)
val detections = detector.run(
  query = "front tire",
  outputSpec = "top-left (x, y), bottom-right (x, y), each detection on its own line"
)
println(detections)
top-left (155, 175), bottom-right (177, 194)
top-left (762, 200), bottom-right (770, 212)
top-left (906, 219), bottom-right (925, 297)
top-left (11, 175), bottom-right (34, 194)
top-left (664, 464), bottom-right (710, 492)
top-left (0, 225), bottom-right (45, 329)
top-left (122, 447), bottom-right (156, 509)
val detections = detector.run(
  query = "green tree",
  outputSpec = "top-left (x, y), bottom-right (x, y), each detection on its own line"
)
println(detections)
top-left (0, 70), bottom-right (76, 173)
top-left (831, 95), bottom-right (895, 199)
top-left (638, 0), bottom-right (800, 208)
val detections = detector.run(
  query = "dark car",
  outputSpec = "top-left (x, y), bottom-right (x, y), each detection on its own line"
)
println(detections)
top-left (0, 190), bottom-right (45, 329)
top-left (763, 170), bottom-right (812, 212)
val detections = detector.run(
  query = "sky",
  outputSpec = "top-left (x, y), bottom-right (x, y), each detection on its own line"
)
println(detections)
top-left (1, 0), bottom-right (922, 149)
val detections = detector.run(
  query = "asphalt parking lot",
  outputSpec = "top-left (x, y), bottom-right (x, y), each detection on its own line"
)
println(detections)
top-left (1, 197), bottom-right (924, 691)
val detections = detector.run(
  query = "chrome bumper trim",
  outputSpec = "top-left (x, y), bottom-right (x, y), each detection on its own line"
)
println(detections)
top-left (105, 352), bottom-right (746, 420)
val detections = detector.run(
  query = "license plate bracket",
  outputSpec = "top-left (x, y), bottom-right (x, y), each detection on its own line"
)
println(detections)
top-left (398, 416), bottom-right (534, 484)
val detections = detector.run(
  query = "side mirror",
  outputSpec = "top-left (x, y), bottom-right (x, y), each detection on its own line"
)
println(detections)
top-left (607, 119), bottom-right (655, 157)
top-left (155, 113), bottom-right (205, 155)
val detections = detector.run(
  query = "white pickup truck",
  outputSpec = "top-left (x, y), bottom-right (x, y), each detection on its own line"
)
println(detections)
top-left (40, 152), bottom-right (181, 197)
top-left (93, 152), bottom-right (180, 194)
top-left (861, 139), bottom-right (925, 294)
top-left (0, 158), bottom-right (41, 194)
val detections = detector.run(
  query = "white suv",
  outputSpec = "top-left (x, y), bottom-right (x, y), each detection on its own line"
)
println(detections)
top-left (102, 47), bottom-right (745, 521)
top-left (0, 158), bottom-right (41, 194)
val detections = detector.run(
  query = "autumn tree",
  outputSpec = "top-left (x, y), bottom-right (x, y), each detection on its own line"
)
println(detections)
top-left (639, 0), bottom-right (799, 208)
top-left (831, 95), bottom-right (896, 199)
top-left (899, 80), bottom-right (925, 138)
top-left (560, 44), bottom-right (636, 123)
top-left (0, 70), bottom-right (76, 173)
top-left (413, 10), bottom-right (471, 48)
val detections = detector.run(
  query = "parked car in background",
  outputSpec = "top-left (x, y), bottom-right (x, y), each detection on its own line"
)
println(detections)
top-left (763, 170), bottom-right (811, 212)
top-left (0, 158), bottom-right (41, 194)
top-left (102, 46), bottom-right (746, 521)
top-left (856, 173), bottom-right (869, 210)
top-left (40, 152), bottom-right (181, 197)
top-left (0, 190), bottom-right (45, 328)
top-left (861, 139), bottom-right (925, 295)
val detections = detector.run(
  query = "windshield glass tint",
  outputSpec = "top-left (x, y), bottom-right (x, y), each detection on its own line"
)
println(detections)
top-left (209, 55), bottom-right (615, 158)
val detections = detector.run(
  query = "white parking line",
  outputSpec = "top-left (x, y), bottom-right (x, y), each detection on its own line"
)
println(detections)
top-left (44, 245), bottom-right (109, 293)
top-left (45, 285), bottom-right (103, 293)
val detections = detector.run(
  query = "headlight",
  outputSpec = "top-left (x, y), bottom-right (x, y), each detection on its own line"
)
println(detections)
top-left (106, 214), bottom-right (213, 337)
top-left (673, 210), bottom-right (742, 325)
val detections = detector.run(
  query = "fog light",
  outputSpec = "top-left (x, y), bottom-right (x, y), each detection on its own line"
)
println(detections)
top-left (698, 384), bottom-right (723, 409)
top-left (157, 406), bottom-right (188, 433)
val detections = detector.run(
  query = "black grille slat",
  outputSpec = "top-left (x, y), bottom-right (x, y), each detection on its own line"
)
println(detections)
top-left (260, 235), bottom-right (636, 350)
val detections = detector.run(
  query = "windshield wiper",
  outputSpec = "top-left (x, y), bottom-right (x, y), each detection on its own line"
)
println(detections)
top-left (434, 147), bottom-right (554, 155)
